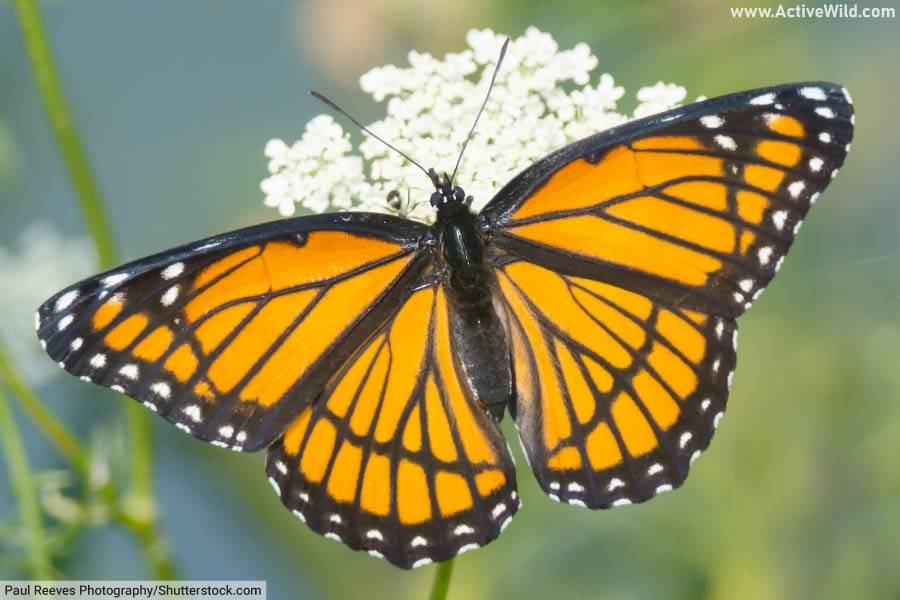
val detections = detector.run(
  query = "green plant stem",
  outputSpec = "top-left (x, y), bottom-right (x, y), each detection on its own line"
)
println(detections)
top-left (0, 343), bottom-right (88, 474)
top-left (0, 385), bottom-right (53, 578)
top-left (13, 0), bottom-right (174, 578)
top-left (429, 559), bottom-right (455, 600)
top-left (12, 0), bottom-right (117, 269)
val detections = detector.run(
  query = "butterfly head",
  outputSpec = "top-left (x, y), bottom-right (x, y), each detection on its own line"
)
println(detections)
top-left (429, 168), bottom-right (473, 217)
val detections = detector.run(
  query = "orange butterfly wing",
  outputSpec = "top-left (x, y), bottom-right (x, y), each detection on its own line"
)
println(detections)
top-left (483, 83), bottom-right (853, 505)
top-left (485, 83), bottom-right (853, 317)
top-left (266, 283), bottom-right (518, 568)
top-left (37, 216), bottom-right (427, 451)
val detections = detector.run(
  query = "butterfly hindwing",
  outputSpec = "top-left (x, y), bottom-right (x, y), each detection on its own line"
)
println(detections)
top-left (36, 214), bottom-right (427, 451)
top-left (496, 259), bottom-right (736, 507)
top-left (266, 282), bottom-right (519, 569)
top-left (483, 82), bottom-right (854, 318)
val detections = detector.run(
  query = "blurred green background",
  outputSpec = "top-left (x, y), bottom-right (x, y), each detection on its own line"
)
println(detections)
top-left (1, 1), bottom-right (899, 598)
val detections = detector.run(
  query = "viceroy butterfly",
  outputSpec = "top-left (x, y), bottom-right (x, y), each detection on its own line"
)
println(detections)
top-left (36, 40), bottom-right (853, 568)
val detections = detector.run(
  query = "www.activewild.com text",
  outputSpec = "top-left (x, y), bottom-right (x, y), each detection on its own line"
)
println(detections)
top-left (731, 3), bottom-right (895, 18)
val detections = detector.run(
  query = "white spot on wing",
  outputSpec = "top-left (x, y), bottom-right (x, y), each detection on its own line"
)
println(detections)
top-left (411, 536), bottom-right (427, 547)
top-left (161, 262), bottom-right (185, 280)
top-left (809, 157), bottom-right (824, 172)
top-left (71, 338), bottom-right (83, 351)
top-left (119, 364), bottom-right (139, 379)
top-left (151, 382), bottom-right (171, 399)
top-left (90, 353), bottom-right (106, 368)
top-left (758, 247), bottom-right (773, 265)
top-left (160, 285), bottom-right (180, 306)
top-left (182, 404), bottom-right (202, 422)
top-left (714, 135), bottom-right (737, 150)
top-left (454, 524), bottom-right (474, 536)
top-left (457, 543), bottom-right (479, 555)
top-left (772, 210), bottom-right (788, 230)
top-left (819, 132), bottom-right (832, 143)
top-left (788, 180), bottom-right (806, 198)
top-left (841, 87), bottom-right (853, 104)
top-left (58, 314), bottom-right (74, 331)
top-left (750, 93), bottom-right (775, 105)
top-left (815, 107), bottom-right (835, 119)
top-left (102, 273), bottom-right (129, 287)
top-left (800, 86), bottom-right (827, 100)
top-left (55, 290), bottom-right (79, 312)
top-left (700, 115), bottom-right (724, 128)
top-left (411, 558), bottom-right (433, 568)
top-left (647, 463), bottom-right (664, 475)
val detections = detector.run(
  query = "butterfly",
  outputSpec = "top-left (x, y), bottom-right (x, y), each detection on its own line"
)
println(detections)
top-left (36, 71), bottom-right (853, 568)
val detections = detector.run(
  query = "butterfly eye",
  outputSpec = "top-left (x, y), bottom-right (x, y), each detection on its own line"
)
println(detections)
top-left (452, 187), bottom-right (466, 202)
top-left (429, 191), bottom-right (442, 207)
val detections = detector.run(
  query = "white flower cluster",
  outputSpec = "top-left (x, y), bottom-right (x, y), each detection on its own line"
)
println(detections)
top-left (261, 27), bottom-right (694, 223)
top-left (0, 223), bottom-right (95, 383)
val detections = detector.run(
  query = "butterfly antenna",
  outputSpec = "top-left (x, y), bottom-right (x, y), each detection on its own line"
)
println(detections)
top-left (310, 90), bottom-right (431, 179)
top-left (449, 37), bottom-right (510, 185)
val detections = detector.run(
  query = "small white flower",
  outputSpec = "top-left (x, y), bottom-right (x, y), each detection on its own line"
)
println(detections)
top-left (262, 28), bottom-right (695, 223)
top-left (634, 81), bottom-right (689, 118)
top-left (0, 224), bottom-right (96, 383)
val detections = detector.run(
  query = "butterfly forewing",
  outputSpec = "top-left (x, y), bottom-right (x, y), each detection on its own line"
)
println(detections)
top-left (485, 82), bottom-right (854, 318)
top-left (37, 214), bottom-right (426, 451)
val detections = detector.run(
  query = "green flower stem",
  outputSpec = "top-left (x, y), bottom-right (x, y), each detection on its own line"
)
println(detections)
top-left (429, 558), bottom-right (455, 600)
top-left (13, 0), bottom-right (174, 577)
top-left (12, 0), bottom-right (117, 269)
top-left (115, 506), bottom-right (179, 579)
top-left (0, 343), bottom-right (88, 474)
top-left (0, 384), bottom-right (53, 578)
